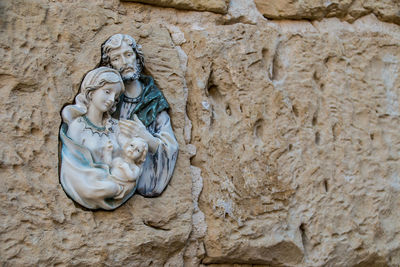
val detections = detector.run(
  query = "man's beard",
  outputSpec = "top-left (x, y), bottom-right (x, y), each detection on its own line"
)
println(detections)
top-left (119, 63), bottom-right (141, 82)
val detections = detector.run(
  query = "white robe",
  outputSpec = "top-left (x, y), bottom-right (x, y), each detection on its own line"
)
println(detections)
top-left (60, 117), bottom-right (136, 210)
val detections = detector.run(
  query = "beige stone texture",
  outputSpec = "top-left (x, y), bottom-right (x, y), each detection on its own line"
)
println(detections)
top-left (121, 0), bottom-right (230, 14)
top-left (186, 14), bottom-right (400, 265)
top-left (1, 0), bottom-right (400, 266)
top-left (254, 0), bottom-right (400, 25)
top-left (0, 1), bottom-right (192, 266)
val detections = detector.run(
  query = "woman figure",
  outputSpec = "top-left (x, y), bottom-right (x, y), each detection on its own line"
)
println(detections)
top-left (60, 67), bottom-right (138, 210)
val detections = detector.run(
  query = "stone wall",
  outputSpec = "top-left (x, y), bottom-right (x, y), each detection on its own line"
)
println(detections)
top-left (1, 0), bottom-right (399, 266)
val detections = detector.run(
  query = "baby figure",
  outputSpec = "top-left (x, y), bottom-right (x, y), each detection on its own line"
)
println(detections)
top-left (104, 137), bottom-right (148, 187)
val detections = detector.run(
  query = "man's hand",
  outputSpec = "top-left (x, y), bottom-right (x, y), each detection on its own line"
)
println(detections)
top-left (119, 115), bottom-right (160, 153)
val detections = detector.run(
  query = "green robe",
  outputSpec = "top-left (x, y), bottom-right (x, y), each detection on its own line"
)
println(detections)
top-left (113, 75), bottom-right (169, 127)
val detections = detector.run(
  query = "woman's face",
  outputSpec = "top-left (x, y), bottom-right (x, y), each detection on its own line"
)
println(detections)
top-left (90, 82), bottom-right (122, 113)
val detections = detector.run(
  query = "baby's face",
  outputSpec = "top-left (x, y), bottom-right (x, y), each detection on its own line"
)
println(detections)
top-left (124, 140), bottom-right (145, 160)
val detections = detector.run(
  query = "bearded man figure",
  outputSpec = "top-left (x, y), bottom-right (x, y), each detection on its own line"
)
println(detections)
top-left (100, 34), bottom-right (178, 197)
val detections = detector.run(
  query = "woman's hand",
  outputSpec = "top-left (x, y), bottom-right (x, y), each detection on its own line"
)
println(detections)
top-left (119, 115), bottom-right (160, 153)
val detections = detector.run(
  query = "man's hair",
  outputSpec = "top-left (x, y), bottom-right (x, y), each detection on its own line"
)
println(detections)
top-left (99, 34), bottom-right (145, 73)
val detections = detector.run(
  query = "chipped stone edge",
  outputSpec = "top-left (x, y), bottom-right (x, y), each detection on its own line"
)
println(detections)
top-left (165, 24), bottom-right (208, 265)
top-left (120, 0), bottom-right (229, 14)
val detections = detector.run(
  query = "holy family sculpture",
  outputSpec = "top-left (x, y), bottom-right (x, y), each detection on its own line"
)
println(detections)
top-left (59, 34), bottom-right (179, 210)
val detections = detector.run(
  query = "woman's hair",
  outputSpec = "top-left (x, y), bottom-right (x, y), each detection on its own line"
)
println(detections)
top-left (79, 67), bottom-right (125, 114)
top-left (61, 67), bottom-right (125, 124)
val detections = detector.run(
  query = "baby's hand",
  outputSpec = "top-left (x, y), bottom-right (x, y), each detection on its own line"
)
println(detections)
top-left (105, 139), bottom-right (113, 151)
top-left (103, 140), bottom-right (114, 166)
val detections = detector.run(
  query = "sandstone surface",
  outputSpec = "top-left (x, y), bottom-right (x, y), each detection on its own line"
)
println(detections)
top-left (186, 15), bottom-right (400, 266)
top-left (254, 0), bottom-right (400, 25)
top-left (1, 0), bottom-right (400, 266)
top-left (0, 1), bottom-right (192, 266)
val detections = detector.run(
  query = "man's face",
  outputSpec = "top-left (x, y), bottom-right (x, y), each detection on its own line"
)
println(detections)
top-left (109, 41), bottom-right (139, 81)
